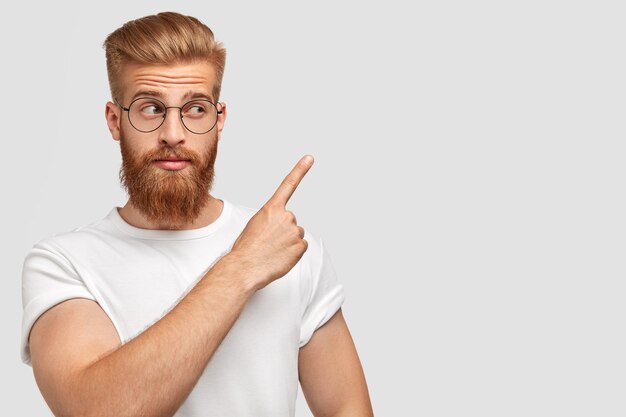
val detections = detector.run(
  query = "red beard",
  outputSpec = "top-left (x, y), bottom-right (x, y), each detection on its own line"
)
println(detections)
top-left (119, 136), bottom-right (217, 229)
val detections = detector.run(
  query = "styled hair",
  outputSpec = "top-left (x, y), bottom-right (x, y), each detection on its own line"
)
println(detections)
top-left (103, 12), bottom-right (226, 103)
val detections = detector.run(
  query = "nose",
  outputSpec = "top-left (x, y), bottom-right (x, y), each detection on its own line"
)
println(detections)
top-left (158, 107), bottom-right (186, 146)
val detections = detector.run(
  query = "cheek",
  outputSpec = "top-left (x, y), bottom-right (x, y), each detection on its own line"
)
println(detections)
top-left (119, 133), bottom-right (143, 162)
top-left (120, 126), bottom-right (148, 155)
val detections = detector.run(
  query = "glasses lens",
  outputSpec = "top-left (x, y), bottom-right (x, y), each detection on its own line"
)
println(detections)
top-left (128, 98), bottom-right (167, 132)
top-left (180, 100), bottom-right (218, 134)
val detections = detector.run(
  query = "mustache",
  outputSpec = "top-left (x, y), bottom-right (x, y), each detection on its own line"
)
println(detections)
top-left (141, 147), bottom-right (199, 164)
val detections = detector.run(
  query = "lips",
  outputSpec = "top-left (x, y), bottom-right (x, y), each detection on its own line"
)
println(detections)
top-left (153, 159), bottom-right (191, 171)
top-left (155, 156), bottom-right (191, 162)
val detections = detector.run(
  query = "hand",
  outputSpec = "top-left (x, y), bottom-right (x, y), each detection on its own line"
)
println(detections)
top-left (229, 155), bottom-right (314, 290)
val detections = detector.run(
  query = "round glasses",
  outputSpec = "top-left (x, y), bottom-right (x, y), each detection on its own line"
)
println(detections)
top-left (118, 97), bottom-right (223, 134)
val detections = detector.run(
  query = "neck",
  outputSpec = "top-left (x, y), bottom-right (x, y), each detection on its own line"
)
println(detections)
top-left (117, 194), bottom-right (224, 230)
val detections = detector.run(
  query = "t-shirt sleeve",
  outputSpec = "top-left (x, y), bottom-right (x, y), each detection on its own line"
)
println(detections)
top-left (21, 242), bottom-right (96, 366)
top-left (299, 232), bottom-right (346, 348)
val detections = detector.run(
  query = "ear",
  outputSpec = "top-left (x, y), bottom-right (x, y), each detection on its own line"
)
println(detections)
top-left (105, 101), bottom-right (122, 142)
top-left (216, 102), bottom-right (227, 140)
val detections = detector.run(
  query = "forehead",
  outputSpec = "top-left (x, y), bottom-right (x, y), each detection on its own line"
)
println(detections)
top-left (120, 61), bottom-right (217, 102)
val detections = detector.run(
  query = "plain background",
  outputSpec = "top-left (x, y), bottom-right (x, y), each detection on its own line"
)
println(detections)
top-left (2, 0), bottom-right (625, 415)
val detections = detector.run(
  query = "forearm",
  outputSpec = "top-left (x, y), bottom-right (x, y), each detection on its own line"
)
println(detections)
top-left (69, 255), bottom-right (256, 417)
top-left (327, 404), bottom-right (375, 417)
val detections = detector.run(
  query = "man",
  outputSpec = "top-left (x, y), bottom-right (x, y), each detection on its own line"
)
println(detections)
top-left (20, 11), bottom-right (373, 417)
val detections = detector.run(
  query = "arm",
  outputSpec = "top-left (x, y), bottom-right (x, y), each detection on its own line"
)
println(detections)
top-left (30, 255), bottom-right (255, 417)
top-left (29, 156), bottom-right (315, 417)
top-left (299, 308), bottom-right (374, 417)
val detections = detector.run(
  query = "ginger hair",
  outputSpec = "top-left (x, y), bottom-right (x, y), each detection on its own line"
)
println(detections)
top-left (103, 11), bottom-right (226, 103)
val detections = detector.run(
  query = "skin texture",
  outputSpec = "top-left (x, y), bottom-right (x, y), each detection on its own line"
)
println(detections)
top-left (28, 61), bottom-right (374, 417)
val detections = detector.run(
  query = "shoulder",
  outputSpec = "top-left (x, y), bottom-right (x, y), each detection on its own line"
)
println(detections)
top-left (25, 210), bottom-right (118, 261)
top-left (301, 228), bottom-right (324, 272)
top-left (223, 199), bottom-right (258, 225)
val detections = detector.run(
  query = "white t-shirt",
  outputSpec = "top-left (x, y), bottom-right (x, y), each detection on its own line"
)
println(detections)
top-left (21, 199), bottom-right (345, 417)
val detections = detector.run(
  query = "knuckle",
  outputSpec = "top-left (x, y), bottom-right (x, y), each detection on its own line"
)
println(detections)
top-left (283, 176), bottom-right (297, 188)
top-left (284, 210), bottom-right (296, 223)
top-left (263, 201), bottom-right (276, 211)
top-left (259, 203), bottom-right (271, 214)
top-left (262, 203), bottom-right (279, 217)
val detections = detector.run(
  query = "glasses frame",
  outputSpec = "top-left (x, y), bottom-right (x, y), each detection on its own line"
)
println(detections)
top-left (116, 97), bottom-right (223, 135)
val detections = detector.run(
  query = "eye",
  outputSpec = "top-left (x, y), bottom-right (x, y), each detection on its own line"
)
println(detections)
top-left (140, 104), bottom-right (165, 115)
top-left (189, 106), bottom-right (205, 114)
top-left (183, 101), bottom-right (211, 118)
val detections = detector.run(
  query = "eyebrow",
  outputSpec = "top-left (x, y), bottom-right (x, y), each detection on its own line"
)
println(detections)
top-left (130, 89), bottom-right (215, 103)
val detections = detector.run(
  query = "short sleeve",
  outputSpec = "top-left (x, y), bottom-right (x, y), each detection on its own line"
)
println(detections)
top-left (299, 234), bottom-right (346, 347)
top-left (21, 242), bottom-right (96, 366)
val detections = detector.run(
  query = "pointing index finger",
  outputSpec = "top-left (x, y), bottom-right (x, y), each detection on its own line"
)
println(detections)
top-left (268, 155), bottom-right (314, 207)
